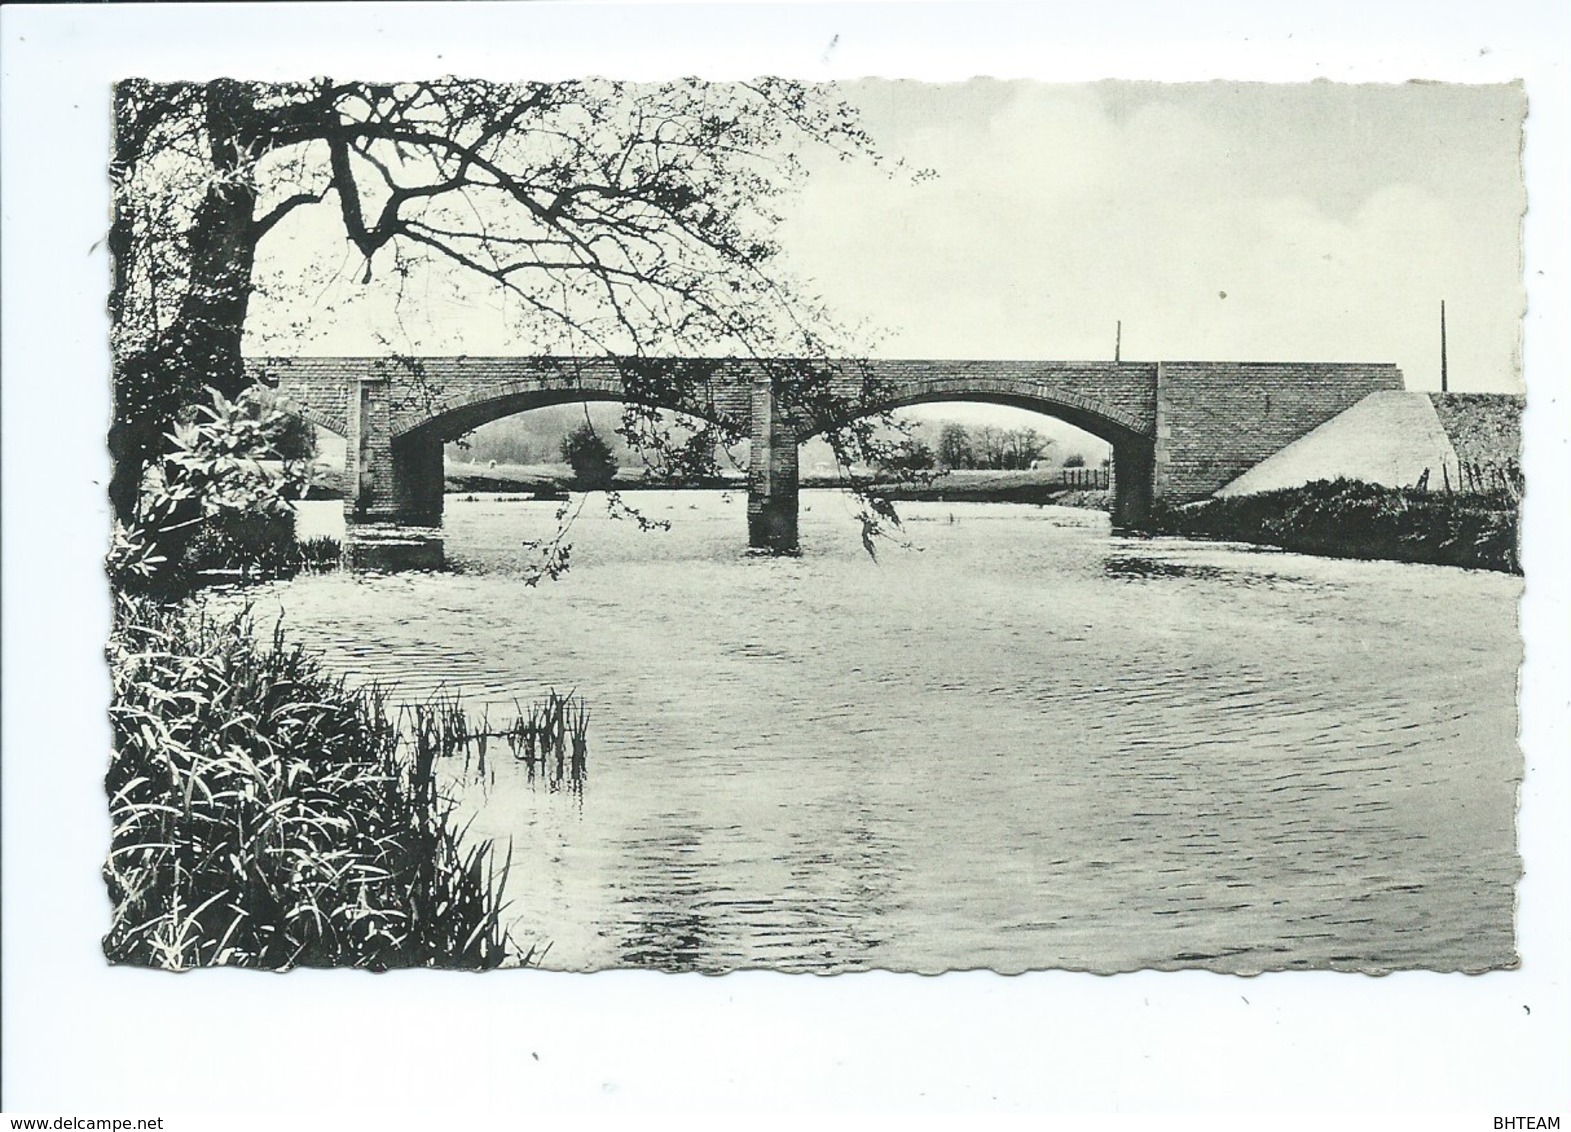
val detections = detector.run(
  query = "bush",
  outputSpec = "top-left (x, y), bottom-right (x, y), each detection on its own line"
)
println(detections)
top-left (113, 387), bottom-right (327, 597)
top-left (104, 595), bottom-right (514, 969)
top-left (559, 423), bottom-right (618, 489)
top-left (184, 516), bottom-right (341, 579)
top-left (1142, 478), bottom-right (1520, 573)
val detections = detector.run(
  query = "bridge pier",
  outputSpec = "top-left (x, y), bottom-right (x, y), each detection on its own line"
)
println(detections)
top-left (747, 370), bottom-right (801, 553)
top-left (343, 374), bottom-right (444, 570)
top-left (1109, 439), bottom-right (1155, 529)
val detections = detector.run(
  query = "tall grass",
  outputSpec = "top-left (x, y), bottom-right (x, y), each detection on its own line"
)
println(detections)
top-left (405, 689), bottom-right (588, 794)
top-left (105, 594), bottom-right (514, 969)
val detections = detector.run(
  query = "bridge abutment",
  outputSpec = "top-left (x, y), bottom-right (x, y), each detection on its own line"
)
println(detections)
top-left (747, 371), bottom-right (801, 553)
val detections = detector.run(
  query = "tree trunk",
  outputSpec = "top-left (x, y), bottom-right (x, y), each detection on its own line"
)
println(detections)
top-left (109, 79), bottom-right (261, 525)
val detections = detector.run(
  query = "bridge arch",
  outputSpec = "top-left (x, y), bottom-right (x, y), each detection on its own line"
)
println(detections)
top-left (251, 355), bottom-right (750, 449)
top-left (277, 404), bottom-right (349, 439)
top-left (796, 376), bottom-right (1151, 450)
top-left (245, 352), bottom-right (1404, 567)
top-left (392, 377), bottom-right (738, 446)
top-left (253, 387), bottom-right (349, 439)
top-left (791, 375), bottom-right (1156, 529)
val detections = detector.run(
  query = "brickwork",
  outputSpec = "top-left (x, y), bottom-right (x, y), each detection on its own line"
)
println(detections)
top-left (807, 360), bottom-right (1157, 439)
top-left (250, 356), bottom-right (1157, 444)
top-left (249, 356), bottom-right (752, 442)
top-left (248, 357), bottom-right (353, 436)
top-left (343, 376), bottom-right (393, 522)
top-left (1154, 362), bottom-right (1405, 502)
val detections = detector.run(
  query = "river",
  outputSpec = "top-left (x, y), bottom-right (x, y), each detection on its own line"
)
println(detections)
top-left (236, 491), bottom-right (1521, 973)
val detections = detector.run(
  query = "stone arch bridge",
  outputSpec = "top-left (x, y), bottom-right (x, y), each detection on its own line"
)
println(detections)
top-left (248, 355), bottom-right (1402, 564)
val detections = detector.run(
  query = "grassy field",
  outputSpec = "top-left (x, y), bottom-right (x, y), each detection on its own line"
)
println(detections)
top-left (851, 467), bottom-right (1110, 508)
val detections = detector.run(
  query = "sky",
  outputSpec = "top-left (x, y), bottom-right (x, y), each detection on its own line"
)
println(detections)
top-left (247, 78), bottom-right (1528, 397)
top-left (778, 79), bottom-right (1526, 392)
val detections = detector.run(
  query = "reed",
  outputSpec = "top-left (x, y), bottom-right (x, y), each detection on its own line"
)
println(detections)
top-left (404, 688), bottom-right (589, 794)
top-left (105, 594), bottom-right (514, 970)
top-left (295, 535), bottom-right (345, 573)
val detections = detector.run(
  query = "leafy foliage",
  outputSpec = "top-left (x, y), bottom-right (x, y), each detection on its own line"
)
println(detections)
top-left (111, 386), bottom-right (321, 595)
top-left (158, 387), bottom-right (307, 520)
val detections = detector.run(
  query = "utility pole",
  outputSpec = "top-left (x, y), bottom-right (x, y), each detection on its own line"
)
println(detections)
top-left (1115, 320), bottom-right (1122, 363)
top-left (1440, 300), bottom-right (1449, 392)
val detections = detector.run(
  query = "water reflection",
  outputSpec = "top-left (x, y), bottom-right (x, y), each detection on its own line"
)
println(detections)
top-left (1103, 555), bottom-right (1229, 582)
top-left (1101, 554), bottom-right (1327, 593)
top-left (612, 803), bottom-right (898, 972)
top-left (428, 691), bottom-right (588, 802)
top-left (615, 823), bottom-right (716, 970)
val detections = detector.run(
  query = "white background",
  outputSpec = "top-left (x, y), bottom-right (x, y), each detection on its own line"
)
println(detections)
top-left (2, 1), bottom-right (1567, 1118)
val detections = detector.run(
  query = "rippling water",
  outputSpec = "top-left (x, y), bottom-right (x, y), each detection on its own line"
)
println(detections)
top-left (231, 492), bottom-right (1521, 973)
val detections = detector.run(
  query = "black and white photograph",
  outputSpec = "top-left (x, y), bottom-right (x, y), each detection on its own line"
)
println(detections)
top-left (101, 72), bottom-right (1527, 975)
top-left (3, 0), bottom-right (1567, 1119)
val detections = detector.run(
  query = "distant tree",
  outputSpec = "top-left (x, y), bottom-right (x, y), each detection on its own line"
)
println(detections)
top-left (879, 437), bottom-right (936, 474)
top-left (974, 426), bottom-right (1009, 470)
top-left (560, 424), bottom-right (618, 489)
top-left (1061, 453), bottom-right (1086, 468)
top-left (936, 423), bottom-right (974, 470)
top-left (1006, 427), bottom-right (1050, 470)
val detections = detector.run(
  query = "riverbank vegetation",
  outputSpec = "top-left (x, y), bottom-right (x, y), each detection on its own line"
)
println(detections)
top-left (104, 384), bottom-right (528, 967)
top-left (1141, 478), bottom-right (1520, 574)
top-left (108, 387), bottom-right (342, 597)
top-left (106, 595), bottom-right (516, 969)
